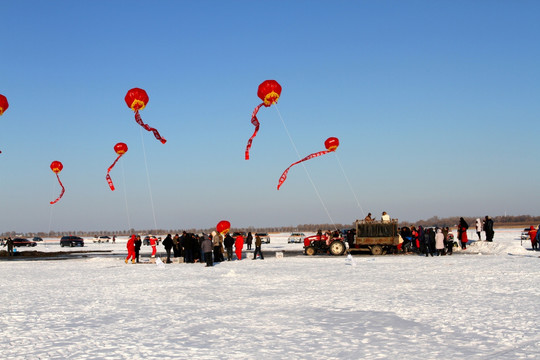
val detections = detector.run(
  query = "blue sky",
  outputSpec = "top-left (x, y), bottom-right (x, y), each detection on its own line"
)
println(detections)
top-left (1, 1), bottom-right (539, 233)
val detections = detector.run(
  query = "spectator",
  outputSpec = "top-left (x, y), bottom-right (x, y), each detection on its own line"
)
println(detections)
top-left (364, 213), bottom-right (374, 222)
top-left (253, 234), bottom-right (264, 260)
top-left (484, 216), bottom-right (495, 242)
top-left (172, 234), bottom-right (180, 258)
top-left (475, 218), bottom-right (483, 241)
top-left (458, 217), bottom-right (469, 250)
top-left (162, 234), bottom-right (173, 263)
top-left (134, 235), bottom-right (142, 263)
top-left (528, 225), bottom-right (538, 251)
top-left (4, 237), bottom-right (14, 256)
top-left (224, 233), bottom-right (234, 261)
top-left (435, 228), bottom-right (445, 256)
top-left (125, 235), bottom-right (136, 264)
top-left (444, 227), bottom-right (454, 255)
top-left (235, 234), bottom-right (244, 260)
top-left (201, 235), bottom-right (213, 266)
top-left (245, 232), bottom-right (253, 250)
top-left (381, 211), bottom-right (390, 223)
top-left (212, 231), bottom-right (223, 263)
top-left (150, 235), bottom-right (158, 258)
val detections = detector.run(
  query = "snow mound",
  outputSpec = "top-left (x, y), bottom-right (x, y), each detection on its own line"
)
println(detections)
top-left (466, 241), bottom-right (530, 255)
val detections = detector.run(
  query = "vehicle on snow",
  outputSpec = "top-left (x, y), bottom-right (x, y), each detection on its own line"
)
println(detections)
top-left (255, 232), bottom-right (270, 244)
top-left (93, 235), bottom-right (111, 243)
top-left (13, 238), bottom-right (37, 247)
top-left (288, 232), bottom-right (305, 243)
top-left (303, 219), bottom-right (400, 256)
top-left (60, 236), bottom-right (84, 247)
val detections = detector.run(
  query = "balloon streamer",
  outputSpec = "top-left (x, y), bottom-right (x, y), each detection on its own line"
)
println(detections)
top-left (50, 161), bottom-right (65, 204)
top-left (277, 137), bottom-right (339, 190)
top-left (106, 143), bottom-right (128, 191)
top-left (245, 80), bottom-right (281, 160)
top-left (125, 88), bottom-right (166, 144)
top-left (0, 94), bottom-right (9, 154)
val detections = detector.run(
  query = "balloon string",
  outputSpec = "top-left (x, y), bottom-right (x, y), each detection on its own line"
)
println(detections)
top-left (140, 127), bottom-right (158, 231)
top-left (120, 160), bottom-right (131, 230)
top-left (245, 103), bottom-right (264, 160)
top-left (50, 174), bottom-right (65, 205)
top-left (135, 110), bottom-right (167, 144)
top-left (277, 150), bottom-right (329, 190)
top-left (334, 152), bottom-right (366, 217)
top-left (106, 154), bottom-right (123, 191)
top-left (274, 105), bottom-right (337, 230)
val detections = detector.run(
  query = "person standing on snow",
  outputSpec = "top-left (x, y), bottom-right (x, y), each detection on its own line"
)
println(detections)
top-left (245, 232), bottom-right (253, 250)
top-left (201, 235), bottom-right (213, 266)
top-left (4, 237), bottom-right (14, 256)
top-left (235, 234), bottom-right (244, 260)
top-left (484, 216), bottom-right (495, 242)
top-left (475, 218), bottom-right (483, 241)
top-left (125, 235), bottom-right (136, 264)
top-left (224, 233), bottom-right (234, 261)
top-left (134, 235), bottom-right (142, 263)
top-left (150, 235), bottom-right (157, 258)
top-left (212, 231), bottom-right (222, 263)
top-left (253, 234), bottom-right (264, 260)
top-left (528, 225), bottom-right (538, 251)
top-left (435, 228), bottom-right (445, 256)
top-left (162, 234), bottom-right (174, 263)
top-left (458, 217), bottom-right (469, 250)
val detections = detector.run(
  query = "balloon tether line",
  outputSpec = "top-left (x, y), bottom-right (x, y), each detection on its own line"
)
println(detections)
top-left (334, 152), bottom-right (366, 217)
top-left (140, 127), bottom-right (158, 231)
top-left (274, 105), bottom-right (337, 230)
top-left (120, 160), bottom-right (132, 230)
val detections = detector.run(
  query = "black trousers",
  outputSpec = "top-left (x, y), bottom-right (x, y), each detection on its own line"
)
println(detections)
top-left (204, 252), bottom-right (213, 266)
top-left (253, 246), bottom-right (264, 259)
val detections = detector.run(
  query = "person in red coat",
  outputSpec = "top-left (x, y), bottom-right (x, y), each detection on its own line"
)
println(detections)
top-left (235, 234), bottom-right (244, 260)
top-left (458, 217), bottom-right (469, 250)
top-left (150, 236), bottom-right (157, 258)
top-left (528, 226), bottom-right (538, 250)
top-left (125, 235), bottom-right (136, 264)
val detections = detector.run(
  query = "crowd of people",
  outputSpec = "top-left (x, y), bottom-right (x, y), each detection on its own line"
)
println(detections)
top-left (398, 216), bottom-right (495, 256)
top-left (125, 231), bottom-right (265, 265)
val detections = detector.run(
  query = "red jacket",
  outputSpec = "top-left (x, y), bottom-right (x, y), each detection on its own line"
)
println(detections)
top-left (529, 226), bottom-right (537, 244)
top-left (126, 235), bottom-right (135, 250)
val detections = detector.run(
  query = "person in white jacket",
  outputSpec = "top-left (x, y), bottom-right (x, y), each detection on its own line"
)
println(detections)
top-left (475, 218), bottom-right (483, 241)
top-left (435, 228), bottom-right (445, 256)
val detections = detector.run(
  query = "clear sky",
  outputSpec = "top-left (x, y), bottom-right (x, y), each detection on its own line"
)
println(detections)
top-left (1, 1), bottom-right (539, 233)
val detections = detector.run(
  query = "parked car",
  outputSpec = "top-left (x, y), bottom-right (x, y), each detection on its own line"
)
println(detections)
top-left (288, 232), bottom-right (305, 243)
top-left (60, 236), bottom-right (84, 247)
top-left (232, 232), bottom-right (246, 239)
top-left (255, 232), bottom-right (271, 244)
top-left (32, 236), bottom-right (43, 242)
top-left (13, 238), bottom-right (37, 247)
top-left (93, 235), bottom-right (111, 243)
top-left (521, 228), bottom-right (530, 240)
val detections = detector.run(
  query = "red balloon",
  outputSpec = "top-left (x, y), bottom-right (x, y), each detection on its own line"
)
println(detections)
top-left (125, 88), bottom-right (149, 111)
top-left (50, 161), bottom-right (65, 204)
top-left (216, 220), bottom-right (231, 235)
top-left (324, 137), bottom-right (339, 152)
top-left (114, 142), bottom-right (128, 155)
top-left (50, 161), bottom-right (63, 174)
top-left (245, 80), bottom-right (283, 160)
top-left (257, 80), bottom-right (282, 107)
top-left (0, 94), bottom-right (8, 116)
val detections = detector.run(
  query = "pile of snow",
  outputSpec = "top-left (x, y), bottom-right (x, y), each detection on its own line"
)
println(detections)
top-left (465, 240), bottom-right (531, 256)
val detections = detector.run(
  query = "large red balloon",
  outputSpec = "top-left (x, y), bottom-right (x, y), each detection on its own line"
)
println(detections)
top-left (245, 80), bottom-right (282, 160)
top-left (50, 161), bottom-right (65, 204)
top-left (277, 137), bottom-right (340, 190)
top-left (106, 143), bottom-right (128, 191)
top-left (124, 88), bottom-right (166, 144)
top-left (0, 94), bottom-right (8, 116)
top-left (125, 88), bottom-right (149, 111)
top-left (216, 220), bottom-right (231, 235)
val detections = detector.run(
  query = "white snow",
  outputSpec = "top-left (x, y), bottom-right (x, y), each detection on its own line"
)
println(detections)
top-left (1, 228), bottom-right (540, 359)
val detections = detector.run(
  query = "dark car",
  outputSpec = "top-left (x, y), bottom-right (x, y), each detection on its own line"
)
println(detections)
top-left (143, 236), bottom-right (160, 246)
top-left (32, 236), bottom-right (43, 242)
top-left (60, 236), bottom-right (84, 247)
top-left (13, 238), bottom-right (37, 247)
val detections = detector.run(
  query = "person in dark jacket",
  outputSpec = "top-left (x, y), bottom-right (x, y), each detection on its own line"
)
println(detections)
top-left (224, 233), bottom-right (234, 261)
top-left (246, 232), bottom-right (253, 250)
top-left (172, 234), bottom-right (180, 257)
top-left (201, 235), bottom-right (213, 266)
top-left (162, 234), bottom-right (173, 263)
top-left (484, 216), bottom-right (494, 242)
top-left (134, 235), bottom-right (142, 263)
top-left (253, 234), bottom-right (264, 260)
top-left (458, 217), bottom-right (469, 249)
top-left (4, 237), bottom-right (14, 256)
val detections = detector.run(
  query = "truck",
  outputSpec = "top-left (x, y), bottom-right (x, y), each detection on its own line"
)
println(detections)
top-left (351, 219), bottom-right (399, 255)
top-left (303, 219), bottom-right (399, 256)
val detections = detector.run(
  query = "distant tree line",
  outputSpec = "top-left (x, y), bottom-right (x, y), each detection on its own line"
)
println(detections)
top-left (3, 215), bottom-right (539, 237)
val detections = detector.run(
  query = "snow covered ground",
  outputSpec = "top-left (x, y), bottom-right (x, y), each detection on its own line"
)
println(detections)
top-left (1, 228), bottom-right (539, 359)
